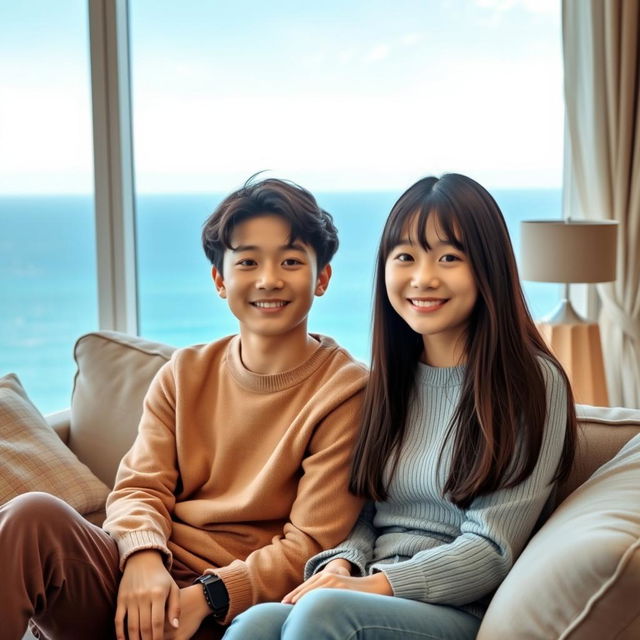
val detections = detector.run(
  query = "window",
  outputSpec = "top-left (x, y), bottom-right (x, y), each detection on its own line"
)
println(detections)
top-left (0, 0), bottom-right (97, 413)
top-left (129, 0), bottom-right (563, 360)
top-left (0, 1), bottom-right (563, 413)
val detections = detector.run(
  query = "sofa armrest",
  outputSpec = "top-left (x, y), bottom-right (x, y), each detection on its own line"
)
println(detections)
top-left (45, 409), bottom-right (71, 444)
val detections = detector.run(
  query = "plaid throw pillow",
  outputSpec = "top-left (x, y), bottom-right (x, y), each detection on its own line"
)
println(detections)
top-left (0, 373), bottom-right (109, 514)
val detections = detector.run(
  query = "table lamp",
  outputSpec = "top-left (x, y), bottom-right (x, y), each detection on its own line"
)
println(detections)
top-left (520, 219), bottom-right (618, 406)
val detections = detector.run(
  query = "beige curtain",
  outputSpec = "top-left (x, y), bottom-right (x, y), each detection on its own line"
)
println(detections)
top-left (563, 0), bottom-right (640, 408)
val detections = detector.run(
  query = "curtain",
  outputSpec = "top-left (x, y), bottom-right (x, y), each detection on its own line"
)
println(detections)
top-left (563, 0), bottom-right (640, 408)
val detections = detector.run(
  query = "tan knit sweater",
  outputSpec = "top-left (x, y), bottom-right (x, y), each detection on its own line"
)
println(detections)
top-left (103, 334), bottom-right (367, 623)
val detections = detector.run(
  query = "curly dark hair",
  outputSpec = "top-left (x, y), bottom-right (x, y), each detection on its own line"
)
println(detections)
top-left (202, 175), bottom-right (338, 273)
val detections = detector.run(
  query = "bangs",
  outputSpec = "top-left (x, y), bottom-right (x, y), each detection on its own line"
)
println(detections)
top-left (382, 194), bottom-right (466, 257)
top-left (220, 210), bottom-right (301, 250)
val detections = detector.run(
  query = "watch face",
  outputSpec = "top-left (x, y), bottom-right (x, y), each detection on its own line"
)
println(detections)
top-left (201, 575), bottom-right (229, 618)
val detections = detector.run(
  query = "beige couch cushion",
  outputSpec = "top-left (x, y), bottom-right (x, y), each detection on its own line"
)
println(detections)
top-left (478, 428), bottom-right (640, 639)
top-left (69, 331), bottom-right (175, 488)
top-left (556, 404), bottom-right (640, 504)
top-left (0, 373), bottom-right (110, 514)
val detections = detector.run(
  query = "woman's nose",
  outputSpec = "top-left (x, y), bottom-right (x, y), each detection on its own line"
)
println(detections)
top-left (411, 265), bottom-right (440, 289)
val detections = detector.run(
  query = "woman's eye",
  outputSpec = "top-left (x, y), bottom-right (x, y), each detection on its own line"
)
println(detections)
top-left (396, 252), bottom-right (414, 262)
top-left (439, 254), bottom-right (460, 263)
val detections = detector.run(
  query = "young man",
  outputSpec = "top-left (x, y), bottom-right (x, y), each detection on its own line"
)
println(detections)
top-left (0, 178), bottom-right (367, 640)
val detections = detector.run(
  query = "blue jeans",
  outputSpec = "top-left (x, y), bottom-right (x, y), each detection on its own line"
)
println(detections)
top-left (223, 589), bottom-right (480, 639)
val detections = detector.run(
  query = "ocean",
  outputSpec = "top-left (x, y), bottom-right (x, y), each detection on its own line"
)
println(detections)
top-left (0, 190), bottom-right (561, 414)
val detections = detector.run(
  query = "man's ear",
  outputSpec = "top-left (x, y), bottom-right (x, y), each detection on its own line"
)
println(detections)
top-left (315, 264), bottom-right (332, 297)
top-left (212, 266), bottom-right (227, 298)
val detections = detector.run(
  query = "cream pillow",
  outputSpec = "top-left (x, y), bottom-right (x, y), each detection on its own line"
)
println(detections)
top-left (70, 331), bottom-right (175, 487)
top-left (478, 432), bottom-right (640, 639)
top-left (0, 373), bottom-right (110, 514)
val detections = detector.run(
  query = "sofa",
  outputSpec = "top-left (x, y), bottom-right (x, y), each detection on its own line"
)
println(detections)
top-left (1, 330), bottom-right (639, 639)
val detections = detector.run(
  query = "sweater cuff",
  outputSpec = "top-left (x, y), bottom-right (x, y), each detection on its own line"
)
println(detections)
top-left (114, 531), bottom-right (172, 571)
top-left (206, 560), bottom-right (253, 624)
top-left (304, 548), bottom-right (368, 579)
top-left (376, 561), bottom-right (429, 602)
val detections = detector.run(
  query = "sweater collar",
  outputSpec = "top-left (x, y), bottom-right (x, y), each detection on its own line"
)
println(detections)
top-left (416, 361), bottom-right (465, 387)
top-left (225, 334), bottom-right (339, 392)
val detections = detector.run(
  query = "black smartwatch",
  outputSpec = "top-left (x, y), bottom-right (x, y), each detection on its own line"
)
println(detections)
top-left (193, 574), bottom-right (229, 619)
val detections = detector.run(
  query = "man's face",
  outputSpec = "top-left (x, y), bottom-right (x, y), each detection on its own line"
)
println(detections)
top-left (212, 214), bottom-right (331, 341)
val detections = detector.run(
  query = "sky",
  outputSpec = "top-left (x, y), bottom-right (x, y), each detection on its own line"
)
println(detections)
top-left (0, 0), bottom-right (563, 195)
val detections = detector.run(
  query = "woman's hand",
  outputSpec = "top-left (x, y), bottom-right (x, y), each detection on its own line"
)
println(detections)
top-left (322, 558), bottom-right (352, 576)
top-left (115, 549), bottom-right (180, 640)
top-left (163, 585), bottom-right (212, 640)
top-left (282, 569), bottom-right (392, 604)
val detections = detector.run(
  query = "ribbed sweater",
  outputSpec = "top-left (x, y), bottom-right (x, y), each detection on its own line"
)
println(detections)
top-left (306, 357), bottom-right (568, 618)
top-left (103, 334), bottom-right (367, 624)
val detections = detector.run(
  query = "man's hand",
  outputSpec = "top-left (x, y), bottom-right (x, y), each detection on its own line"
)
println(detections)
top-left (115, 549), bottom-right (180, 640)
top-left (281, 558), bottom-right (392, 604)
top-left (163, 585), bottom-right (212, 640)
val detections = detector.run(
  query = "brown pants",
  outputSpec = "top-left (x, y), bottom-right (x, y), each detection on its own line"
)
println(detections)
top-left (0, 492), bottom-right (225, 640)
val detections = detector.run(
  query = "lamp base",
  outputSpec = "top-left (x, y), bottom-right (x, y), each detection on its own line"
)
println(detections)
top-left (543, 298), bottom-right (585, 325)
top-left (537, 321), bottom-right (609, 406)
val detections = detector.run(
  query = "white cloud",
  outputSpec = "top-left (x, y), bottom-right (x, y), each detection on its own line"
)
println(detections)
top-left (0, 86), bottom-right (94, 193)
top-left (400, 33), bottom-right (422, 46)
top-left (365, 44), bottom-right (391, 62)
top-left (129, 51), bottom-right (563, 193)
top-left (338, 49), bottom-right (355, 64)
top-left (474, 0), bottom-right (557, 15)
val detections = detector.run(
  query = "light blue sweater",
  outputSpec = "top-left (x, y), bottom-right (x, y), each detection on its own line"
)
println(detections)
top-left (305, 358), bottom-right (568, 617)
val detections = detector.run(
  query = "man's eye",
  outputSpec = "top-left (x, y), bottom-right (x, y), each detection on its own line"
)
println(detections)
top-left (283, 258), bottom-right (303, 266)
top-left (237, 259), bottom-right (256, 267)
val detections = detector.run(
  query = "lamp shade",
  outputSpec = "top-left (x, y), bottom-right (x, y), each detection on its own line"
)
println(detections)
top-left (520, 220), bottom-right (618, 283)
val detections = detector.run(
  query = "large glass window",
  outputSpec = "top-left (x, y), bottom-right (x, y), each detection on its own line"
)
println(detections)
top-left (0, 1), bottom-right (97, 413)
top-left (130, 0), bottom-right (562, 360)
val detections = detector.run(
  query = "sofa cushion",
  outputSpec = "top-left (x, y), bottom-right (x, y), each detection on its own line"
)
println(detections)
top-left (478, 431), bottom-right (640, 639)
top-left (69, 331), bottom-right (175, 488)
top-left (0, 373), bottom-right (110, 514)
top-left (556, 404), bottom-right (640, 504)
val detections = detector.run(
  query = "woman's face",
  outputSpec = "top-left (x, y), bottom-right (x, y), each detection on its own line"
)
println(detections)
top-left (384, 213), bottom-right (478, 365)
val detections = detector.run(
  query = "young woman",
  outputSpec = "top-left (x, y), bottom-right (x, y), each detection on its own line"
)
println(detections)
top-left (223, 173), bottom-right (577, 640)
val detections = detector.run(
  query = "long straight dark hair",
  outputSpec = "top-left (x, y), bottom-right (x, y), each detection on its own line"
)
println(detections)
top-left (350, 174), bottom-right (577, 508)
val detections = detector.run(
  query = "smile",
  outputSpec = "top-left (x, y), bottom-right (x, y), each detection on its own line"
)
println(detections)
top-left (250, 300), bottom-right (289, 309)
top-left (408, 298), bottom-right (448, 311)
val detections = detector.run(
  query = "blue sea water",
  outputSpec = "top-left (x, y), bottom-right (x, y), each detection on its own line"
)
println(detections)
top-left (0, 190), bottom-right (561, 414)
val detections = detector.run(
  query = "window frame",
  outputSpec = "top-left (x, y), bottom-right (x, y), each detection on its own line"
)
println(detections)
top-left (89, 0), bottom-right (591, 334)
top-left (89, 0), bottom-right (138, 334)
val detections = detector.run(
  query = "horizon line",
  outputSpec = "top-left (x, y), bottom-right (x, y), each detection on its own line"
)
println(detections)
top-left (0, 185), bottom-right (564, 197)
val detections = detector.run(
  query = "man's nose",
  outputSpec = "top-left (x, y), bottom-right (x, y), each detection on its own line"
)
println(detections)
top-left (256, 264), bottom-right (284, 289)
